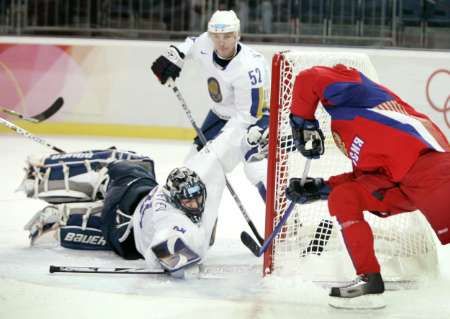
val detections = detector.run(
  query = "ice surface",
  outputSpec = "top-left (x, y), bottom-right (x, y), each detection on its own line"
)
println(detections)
top-left (0, 134), bottom-right (449, 319)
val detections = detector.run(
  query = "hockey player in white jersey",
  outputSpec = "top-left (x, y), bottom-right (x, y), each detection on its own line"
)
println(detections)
top-left (23, 148), bottom-right (224, 276)
top-left (151, 10), bottom-right (270, 200)
top-left (131, 150), bottom-right (225, 272)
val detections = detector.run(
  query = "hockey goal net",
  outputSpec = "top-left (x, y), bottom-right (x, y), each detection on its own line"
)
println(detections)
top-left (264, 51), bottom-right (438, 282)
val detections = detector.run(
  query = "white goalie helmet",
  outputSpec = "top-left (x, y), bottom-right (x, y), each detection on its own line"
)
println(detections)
top-left (208, 10), bottom-right (240, 34)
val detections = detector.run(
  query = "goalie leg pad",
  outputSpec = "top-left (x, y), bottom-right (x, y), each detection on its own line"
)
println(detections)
top-left (151, 237), bottom-right (200, 273)
top-left (20, 148), bottom-right (155, 204)
top-left (60, 214), bottom-right (110, 250)
top-left (24, 201), bottom-right (105, 247)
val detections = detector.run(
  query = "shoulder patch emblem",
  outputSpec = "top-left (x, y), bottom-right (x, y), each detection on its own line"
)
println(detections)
top-left (207, 77), bottom-right (222, 103)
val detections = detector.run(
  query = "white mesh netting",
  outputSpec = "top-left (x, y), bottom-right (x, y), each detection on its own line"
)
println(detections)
top-left (266, 51), bottom-right (438, 282)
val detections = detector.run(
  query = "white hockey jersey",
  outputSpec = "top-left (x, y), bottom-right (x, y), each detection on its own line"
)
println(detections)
top-left (176, 32), bottom-right (269, 125)
top-left (132, 148), bottom-right (225, 269)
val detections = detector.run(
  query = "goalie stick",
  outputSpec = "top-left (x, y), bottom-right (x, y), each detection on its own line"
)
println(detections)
top-left (0, 117), bottom-right (65, 153)
top-left (241, 159), bottom-right (311, 257)
top-left (49, 265), bottom-right (165, 275)
top-left (1, 97), bottom-right (64, 123)
top-left (167, 79), bottom-right (264, 245)
top-left (49, 265), bottom-right (222, 280)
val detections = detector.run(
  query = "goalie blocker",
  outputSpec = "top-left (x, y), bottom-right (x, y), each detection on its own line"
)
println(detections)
top-left (152, 237), bottom-right (200, 276)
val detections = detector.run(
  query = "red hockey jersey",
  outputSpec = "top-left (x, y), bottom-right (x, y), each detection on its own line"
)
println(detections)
top-left (290, 64), bottom-right (449, 182)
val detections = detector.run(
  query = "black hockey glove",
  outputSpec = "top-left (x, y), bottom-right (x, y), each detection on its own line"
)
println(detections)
top-left (151, 46), bottom-right (185, 85)
top-left (289, 114), bottom-right (325, 159)
top-left (286, 177), bottom-right (330, 204)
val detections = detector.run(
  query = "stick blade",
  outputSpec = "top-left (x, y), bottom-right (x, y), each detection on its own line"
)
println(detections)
top-left (240, 231), bottom-right (262, 257)
top-left (32, 97), bottom-right (64, 122)
top-left (49, 265), bottom-right (59, 273)
top-left (48, 265), bottom-right (166, 275)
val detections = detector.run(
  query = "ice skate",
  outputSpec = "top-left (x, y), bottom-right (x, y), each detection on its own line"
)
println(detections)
top-left (329, 273), bottom-right (386, 309)
top-left (24, 205), bottom-right (62, 245)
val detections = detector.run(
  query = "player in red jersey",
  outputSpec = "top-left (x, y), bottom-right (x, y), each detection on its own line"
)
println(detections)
top-left (285, 64), bottom-right (450, 306)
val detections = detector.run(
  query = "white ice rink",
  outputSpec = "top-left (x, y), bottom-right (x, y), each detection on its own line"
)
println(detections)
top-left (1, 134), bottom-right (450, 319)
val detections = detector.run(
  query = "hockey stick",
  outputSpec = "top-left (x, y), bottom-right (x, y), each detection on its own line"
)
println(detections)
top-left (241, 159), bottom-right (311, 257)
top-left (1, 97), bottom-right (64, 123)
top-left (0, 117), bottom-right (65, 153)
top-left (48, 264), bottom-right (258, 279)
top-left (167, 80), bottom-right (264, 245)
top-left (49, 265), bottom-right (165, 275)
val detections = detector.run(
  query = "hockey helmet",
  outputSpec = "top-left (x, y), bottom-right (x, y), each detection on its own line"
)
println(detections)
top-left (208, 10), bottom-right (240, 34)
top-left (165, 167), bottom-right (207, 224)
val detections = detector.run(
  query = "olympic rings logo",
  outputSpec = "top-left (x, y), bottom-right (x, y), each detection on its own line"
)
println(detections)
top-left (426, 69), bottom-right (450, 129)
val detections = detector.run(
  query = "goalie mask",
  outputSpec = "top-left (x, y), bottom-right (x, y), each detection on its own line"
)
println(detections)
top-left (165, 167), bottom-right (207, 224)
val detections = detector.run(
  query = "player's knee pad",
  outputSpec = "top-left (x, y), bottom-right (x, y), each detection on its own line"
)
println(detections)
top-left (101, 161), bottom-right (158, 260)
top-left (328, 182), bottom-right (365, 223)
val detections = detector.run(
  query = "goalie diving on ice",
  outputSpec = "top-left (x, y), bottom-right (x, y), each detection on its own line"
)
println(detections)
top-left (21, 147), bottom-right (224, 278)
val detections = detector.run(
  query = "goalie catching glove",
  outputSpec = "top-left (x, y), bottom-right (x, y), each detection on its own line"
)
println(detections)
top-left (289, 114), bottom-right (325, 159)
top-left (151, 45), bottom-right (185, 85)
top-left (286, 177), bottom-right (330, 204)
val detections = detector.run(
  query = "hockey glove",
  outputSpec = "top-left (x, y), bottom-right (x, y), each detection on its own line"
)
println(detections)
top-left (286, 177), bottom-right (330, 204)
top-left (244, 114), bottom-right (269, 162)
top-left (152, 236), bottom-right (200, 274)
top-left (289, 114), bottom-right (325, 159)
top-left (151, 45), bottom-right (185, 85)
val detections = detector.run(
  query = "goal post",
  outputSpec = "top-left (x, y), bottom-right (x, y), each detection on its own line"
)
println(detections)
top-left (263, 52), bottom-right (284, 275)
top-left (264, 51), bottom-right (438, 282)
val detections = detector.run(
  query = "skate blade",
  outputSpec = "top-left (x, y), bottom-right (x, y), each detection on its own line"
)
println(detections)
top-left (329, 294), bottom-right (386, 310)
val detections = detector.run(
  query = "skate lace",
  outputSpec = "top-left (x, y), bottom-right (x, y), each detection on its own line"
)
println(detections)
top-left (341, 275), bottom-right (367, 288)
